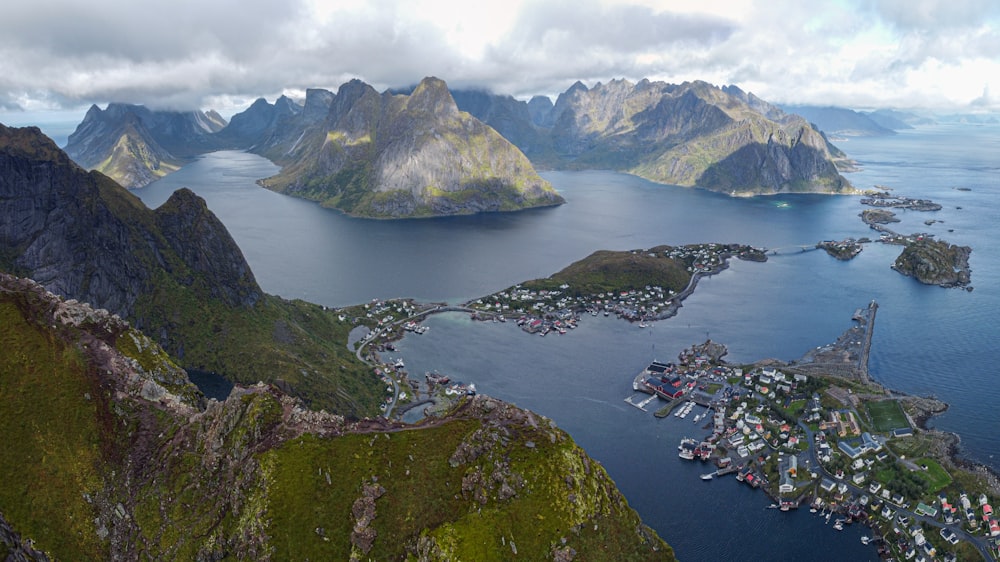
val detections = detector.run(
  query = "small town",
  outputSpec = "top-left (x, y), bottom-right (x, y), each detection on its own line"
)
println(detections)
top-left (623, 306), bottom-right (999, 561)
top-left (463, 243), bottom-right (768, 333)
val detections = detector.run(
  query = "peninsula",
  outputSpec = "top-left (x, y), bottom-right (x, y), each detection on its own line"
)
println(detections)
top-left (627, 302), bottom-right (999, 561)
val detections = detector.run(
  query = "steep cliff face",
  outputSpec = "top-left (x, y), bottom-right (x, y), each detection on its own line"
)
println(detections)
top-left (1, 124), bottom-right (259, 317)
top-left (0, 125), bottom-right (381, 415)
top-left (258, 77), bottom-right (564, 218)
top-left (0, 273), bottom-right (674, 561)
top-left (456, 79), bottom-right (854, 195)
top-left (64, 103), bottom-right (226, 188)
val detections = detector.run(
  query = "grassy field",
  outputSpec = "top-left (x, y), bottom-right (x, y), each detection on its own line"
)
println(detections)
top-left (914, 457), bottom-right (952, 493)
top-left (866, 399), bottom-right (910, 432)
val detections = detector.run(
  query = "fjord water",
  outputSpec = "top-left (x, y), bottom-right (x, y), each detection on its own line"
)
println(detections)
top-left (136, 124), bottom-right (999, 560)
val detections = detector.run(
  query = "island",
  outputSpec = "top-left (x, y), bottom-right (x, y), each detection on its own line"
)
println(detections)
top-left (855, 192), bottom-right (973, 288)
top-left (892, 240), bottom-right (972, 289)
top-left (463, 243), bottom-right (767, 330)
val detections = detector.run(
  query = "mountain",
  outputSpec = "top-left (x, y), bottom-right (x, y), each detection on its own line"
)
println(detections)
top-left (865, 109), bottom-right (917, 130)
top-left (0, 124), bottom-right (382, 415)
top-left (213, 94), bottom-right (306, 150)
top-left (64, 103), bottom-right (226, 188)
top-left (456, 79), bottom-right (853, 195)
top-left (256, 77), bottom-right (563, 217)
top-left (0, 272), bottom-right (674, 560)
top-left (781, 105), bottom-right (896, 137)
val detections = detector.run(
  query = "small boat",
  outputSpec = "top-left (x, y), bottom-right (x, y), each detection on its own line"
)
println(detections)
top-left (700, 473), bottom-right (714, 481)
top-left (766, 504), bottom-right (778, 509)
top-left (860, 536), bottom-right (871, 545)
top-left (833, 519), bottom-right (844, 531)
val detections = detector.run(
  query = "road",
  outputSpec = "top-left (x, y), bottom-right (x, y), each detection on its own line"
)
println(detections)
top-left (352, 304), bottom-right (478, 420)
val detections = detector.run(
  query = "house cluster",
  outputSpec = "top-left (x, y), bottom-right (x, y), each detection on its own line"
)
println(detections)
top-left (466, 244), bottom-right (767, 325)
top-left (479, 282), bottom-right (679, 326)
top-left (742, 367), bottom-right (808, 398)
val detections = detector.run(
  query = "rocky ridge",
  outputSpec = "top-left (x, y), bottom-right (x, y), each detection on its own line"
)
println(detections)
top-left (456, 79), bottom-right (855, 195)
top-left (64, 104), bottom-right (226, 188)
top-left (0, 124), bottom-right (382, 416)
top-left (0, 272), bottom-right (672, 560)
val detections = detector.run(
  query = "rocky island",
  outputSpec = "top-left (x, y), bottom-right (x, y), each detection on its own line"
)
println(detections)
top-left (892, 239), bottom-right (972, 288)
top-left (854, 191), bottom-right (973, 288)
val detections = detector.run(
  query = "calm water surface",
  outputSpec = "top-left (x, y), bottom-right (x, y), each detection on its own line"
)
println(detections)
top-left (136, 124), bottom-right (999, 561)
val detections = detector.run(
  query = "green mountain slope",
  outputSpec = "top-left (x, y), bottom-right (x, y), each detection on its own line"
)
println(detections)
top-left (0, 273), bottom-right (673, 561)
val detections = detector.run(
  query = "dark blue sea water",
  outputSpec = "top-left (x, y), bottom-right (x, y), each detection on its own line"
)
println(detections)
top-left (135, 123), bottom-right (1000, 560)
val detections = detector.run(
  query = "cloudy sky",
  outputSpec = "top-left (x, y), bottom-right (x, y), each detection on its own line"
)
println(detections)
top-left (1, 0), bottom-right (998, 119)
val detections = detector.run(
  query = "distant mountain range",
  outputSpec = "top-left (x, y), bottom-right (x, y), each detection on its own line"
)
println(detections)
top-left (454, 79), bottom-right (854, 196)
top-left (62, 76), bottom-right (862, 216)
top-left (779, 106), bottom-right (938, 137)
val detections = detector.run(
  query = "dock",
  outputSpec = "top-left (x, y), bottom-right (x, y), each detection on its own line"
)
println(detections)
top-left (624, 393), bottom-right (659, 411)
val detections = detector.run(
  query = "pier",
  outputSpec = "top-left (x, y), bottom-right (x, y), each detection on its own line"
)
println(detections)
top-left (858, 300), bottom-right (877, 383)
top-left (624, 393), bottom-right (659, 411)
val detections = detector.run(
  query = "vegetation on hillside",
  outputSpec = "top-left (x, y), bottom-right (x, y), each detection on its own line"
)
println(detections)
top-left (0, 275), bottom-right (673, 560)
top-left (523, 247), bottom-right (692, 297)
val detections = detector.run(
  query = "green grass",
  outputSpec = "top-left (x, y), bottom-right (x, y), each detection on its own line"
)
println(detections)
top-left (0, 302), bottom-right (105, 560)
top-left (866, 400), bottom-right (909, 432)
top-left (263, 414), bottom-right (673, 561)
top-left (787, 399), bottom-right (807, 417)
top-left (523, 249), bottom-right (691, 297)
top-left (913, 458), bottom-right (952, 493)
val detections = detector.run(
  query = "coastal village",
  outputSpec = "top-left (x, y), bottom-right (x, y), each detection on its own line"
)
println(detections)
top-left (337, 239), bottom-right (995, 561)
top-left (624, 304), bottom-right (999, 561)
top-left (463, 243), bottom-right (767, 332)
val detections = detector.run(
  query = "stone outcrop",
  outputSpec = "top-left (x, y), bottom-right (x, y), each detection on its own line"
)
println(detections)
top-left (0, 124), bottom-right (260, 319)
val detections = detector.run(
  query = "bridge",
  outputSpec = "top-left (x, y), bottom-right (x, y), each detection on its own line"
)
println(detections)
top-left (764, 244), bottom-right (820, 255)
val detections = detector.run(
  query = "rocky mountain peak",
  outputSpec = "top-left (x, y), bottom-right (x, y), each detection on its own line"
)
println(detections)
top-left (404, 76), bottom-right (458, 116)
top-left (0, 123), bottom-right (74, 166)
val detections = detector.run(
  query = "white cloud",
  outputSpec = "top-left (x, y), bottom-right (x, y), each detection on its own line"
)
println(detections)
top-left (0, 0), bottom-right (996, 114)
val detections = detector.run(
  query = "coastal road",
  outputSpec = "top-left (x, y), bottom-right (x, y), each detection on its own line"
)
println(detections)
top-left (353, 304), bottom-right (478, 419)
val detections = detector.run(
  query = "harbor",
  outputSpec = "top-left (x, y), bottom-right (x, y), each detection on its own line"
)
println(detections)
top-left (618, 302), bottom-right (999, 560)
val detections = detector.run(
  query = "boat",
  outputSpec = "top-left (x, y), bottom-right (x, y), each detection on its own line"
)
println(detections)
top-left (700, 473), bottom-right (714, 481)
top-left (860, 536), bottom-right (871, 545)
top-left (833, 519), bottom-right (844, 531)
top-left (678, 438), bottom-right (697, 460)
top-left (767, 503), bottom-right (778, 509)
top-left (825, 512), bottom-right (831, 524)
